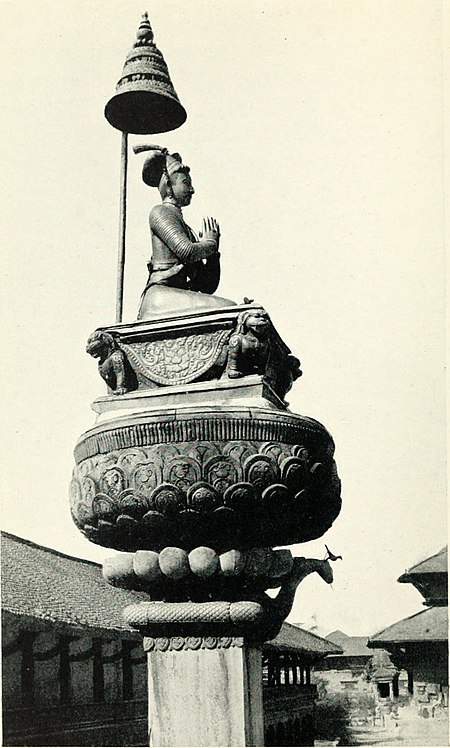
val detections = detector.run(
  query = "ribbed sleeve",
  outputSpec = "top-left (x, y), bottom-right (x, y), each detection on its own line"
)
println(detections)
top-left (150, 204), bottom-right (217, 262)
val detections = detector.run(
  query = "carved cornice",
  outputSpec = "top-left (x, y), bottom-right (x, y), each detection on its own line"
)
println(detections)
top-left (88, 305), bottom-right (300, 401)
top-left (144, 635), bottom-right (244, 652)
top-left (123, 600), bottom-right (265, 628)
top-left (74, 411), bottom-right (332, 463)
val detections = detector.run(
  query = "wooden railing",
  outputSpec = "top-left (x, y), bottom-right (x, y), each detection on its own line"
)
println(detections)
top-left (2, 700), bottom-right (148, 747)
top-left (263, 684), bottom-right (317, 747)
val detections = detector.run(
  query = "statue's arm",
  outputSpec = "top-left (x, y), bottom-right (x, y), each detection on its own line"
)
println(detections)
top-left (150, 205), bottom-right (218, 263)
top-left (187, 253), bottom-right (221, 294)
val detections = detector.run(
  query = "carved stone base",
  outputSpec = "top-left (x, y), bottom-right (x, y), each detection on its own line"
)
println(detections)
top-left (73, 305), bottom-right (341, 553)
top-left (71, 406), bottom-right (341, 552)
top-left (145, 634), bottom-right (263, 746)
top-left (73, 301), bottom-right (341, 747)
top-left (91, 304), bottom-right (300, 402)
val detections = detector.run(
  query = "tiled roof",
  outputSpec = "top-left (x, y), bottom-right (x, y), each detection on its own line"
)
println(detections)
top-left (325, 630), bottom-right (373, 657)
top-left (369, 606), bottom-right (448, 646)
top-left (326, 629), bottom-right (347, 643)
top-left (398, 547), bottom-right (447, 582)
top-left (265, 622), bottom-right (342, 656)
top-left (369, 648), bottom-right (397, 679)
top-left (1, 532), bottom-right (146, 638)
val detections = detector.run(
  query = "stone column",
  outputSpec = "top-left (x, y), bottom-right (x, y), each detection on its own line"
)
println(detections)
top-left (145, 636), bottom-right (263, 747)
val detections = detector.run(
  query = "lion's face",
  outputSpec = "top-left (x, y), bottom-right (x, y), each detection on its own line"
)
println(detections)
top-left (245, 312), bottom-right (269, 336)
top-left (86, 331), bottom-right (112, 359)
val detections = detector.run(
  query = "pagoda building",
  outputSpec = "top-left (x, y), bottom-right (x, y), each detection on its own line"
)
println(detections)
top-left (369, 547), bottom-right (448, 726)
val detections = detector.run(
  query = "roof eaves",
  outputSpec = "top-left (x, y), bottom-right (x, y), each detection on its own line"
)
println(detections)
top-left (397, 547), bottom-right (448, 581)
top-left (1, 531), bottom-right (103, 571)
top-left (2, 608), bottom-right (141, 640)
top-left (368, 607), bottom-right (447, 647)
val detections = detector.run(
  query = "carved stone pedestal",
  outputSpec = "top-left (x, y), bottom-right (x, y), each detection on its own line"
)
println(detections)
top-left (71, 304), bottom-right (342, 747)
top-left (144, 635), bottom-right (263, 747)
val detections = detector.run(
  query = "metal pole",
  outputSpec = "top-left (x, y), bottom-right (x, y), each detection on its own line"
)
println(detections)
top-left (116, 131), bottom-right (128, 323)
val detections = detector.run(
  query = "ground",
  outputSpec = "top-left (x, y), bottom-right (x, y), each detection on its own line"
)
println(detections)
top-left (315, 704), bottom-right (448, 747)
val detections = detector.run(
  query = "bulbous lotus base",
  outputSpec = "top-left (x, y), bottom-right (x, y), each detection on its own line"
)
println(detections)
top-left (71, 406), bottom-right (341, 553)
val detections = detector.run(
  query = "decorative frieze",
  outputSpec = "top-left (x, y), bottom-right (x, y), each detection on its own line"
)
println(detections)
top-left (121, 329), bottom-right (230, 386)
top-left (86, 305), bottom-right (301, 401)
top-left (74, 413), bottom-right (329, 463)
top-left (144, 636), bottom-right (244, 652)
top-left (71, 431), bottom-right (340, 552)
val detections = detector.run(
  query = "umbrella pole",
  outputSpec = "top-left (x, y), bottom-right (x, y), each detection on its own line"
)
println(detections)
top-left (116, 131), bottom-right (128, 323)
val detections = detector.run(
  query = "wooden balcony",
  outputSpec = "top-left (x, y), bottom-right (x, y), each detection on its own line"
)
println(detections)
top-left (263, 684), bottom-right (317, 746)
top-left (2, 700), bottom-right (148, 746)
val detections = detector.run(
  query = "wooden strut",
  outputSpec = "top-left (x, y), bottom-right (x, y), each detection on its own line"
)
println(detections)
top-left (116, 131), bottom-right (128, 323)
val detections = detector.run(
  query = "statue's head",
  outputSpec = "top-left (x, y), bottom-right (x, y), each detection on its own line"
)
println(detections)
top-left (134, 145), bottom-right (194, 207)
top-left (166, 167), bottom-right (194, 207)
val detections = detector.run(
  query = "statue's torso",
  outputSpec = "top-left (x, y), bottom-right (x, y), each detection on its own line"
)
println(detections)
top-left (148, 203), bottom-right (195, 288)
top-left (137, 201), bottom-right (233, 318)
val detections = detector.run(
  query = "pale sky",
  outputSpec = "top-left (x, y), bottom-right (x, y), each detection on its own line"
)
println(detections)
top-left (1, 0), bottom-right (447, 637)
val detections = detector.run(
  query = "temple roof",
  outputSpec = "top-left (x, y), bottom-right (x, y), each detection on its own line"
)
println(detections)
top-left (369, 648), bottom-right (398, 679)
top-left (368, 605), bottom-right (448, 646)
top-left (325, 630), bottom-right (373, 657)
top-left (265, 622), bottom-right (342, 657)
top-left (398, 546), bottom-right (447, 582)
top-left (1, 532), bottom-right (146, 639)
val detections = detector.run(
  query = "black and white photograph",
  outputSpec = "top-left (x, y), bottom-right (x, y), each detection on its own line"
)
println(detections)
top-left (1, 1), bottom-right (448, 746)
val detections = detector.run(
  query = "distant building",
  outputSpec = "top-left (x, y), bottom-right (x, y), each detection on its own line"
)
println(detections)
top-left (1, 533), bottom-right (340, 746)
top-left (263, 623), bottom-right (342, 746)
top-left (312, 630), bottom-right (403, 703)
top-left (315, 630), bottom-right (375, 698)
top-left (369, 547), bottom-right (448, 726)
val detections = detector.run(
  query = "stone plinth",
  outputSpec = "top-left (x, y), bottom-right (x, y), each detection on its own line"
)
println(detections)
top-left (145, 637), bottom-right (263, 747)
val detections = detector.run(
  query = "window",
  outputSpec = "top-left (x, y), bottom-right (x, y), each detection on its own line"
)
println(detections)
top-left (341, 681), bottom-right (357, 690)
top-left (377, 682), bottom-right (390, 698)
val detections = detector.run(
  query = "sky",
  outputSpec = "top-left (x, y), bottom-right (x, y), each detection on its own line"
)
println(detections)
top-left (1, 0), bottom-right (447, 637)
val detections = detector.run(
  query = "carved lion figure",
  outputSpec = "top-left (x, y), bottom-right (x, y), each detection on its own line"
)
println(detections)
top-left (86, 331), bottom-right (130, 395)
top-left (227, 310), bottom-right (270, 379)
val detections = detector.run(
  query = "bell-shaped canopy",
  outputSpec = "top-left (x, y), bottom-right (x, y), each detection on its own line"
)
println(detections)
top-left (105, 12), bottom-right (187, 134)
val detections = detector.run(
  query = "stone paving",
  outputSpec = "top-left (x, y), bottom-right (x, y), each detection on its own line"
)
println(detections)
top-left (350, 707), bottom-right (448, 747)
top-left (316, 705), bottom-right (449, 746)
